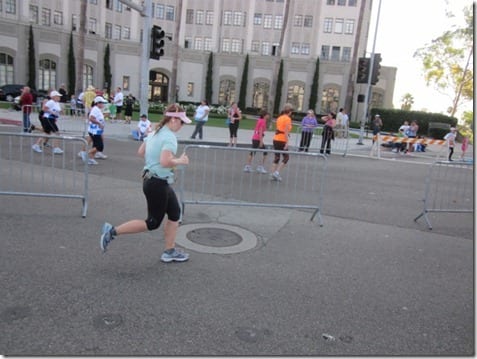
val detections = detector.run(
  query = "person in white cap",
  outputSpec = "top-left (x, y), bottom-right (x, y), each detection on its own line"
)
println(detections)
top-left (443, 127), bottom-right (457, 161)
top-left (79, 96), bottom-right (108, 165)
top-left (100, 103), bottom-right (192, 263)
top-left (32, 90), bottom-right (64, 154)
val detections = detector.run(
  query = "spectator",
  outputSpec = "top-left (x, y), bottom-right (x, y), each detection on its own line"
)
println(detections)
top-left (70, 95), bottom-right (78, 116)
top-left (319, 112), bottom-right (336, 155)
top-left (83, 85), bottom-right (96, 118)
top-left (124, 94), bottom-right (135, 124)
top-left (461, 136), bottom-right (469, 160)
top-left (406, 120), bottom-right (419, 153)
top-left (444, 127), bottom-right (457, 161)
top-left (372, 114), bottom-right (383, 144)
top-left (298, 109), bottom-right (318, 152)
top-left (136, 113), bottom-right (152, 141)
top-left (190, 99), bottom-right (210, 140)
top-left (113, 87), bottom-right (124, 122)
top-left (58, 83), bottom-right (68, 104)
top-left (227, 102), bottom-right (242, 147)
top-left (19, 86), bottom-right (33, 132)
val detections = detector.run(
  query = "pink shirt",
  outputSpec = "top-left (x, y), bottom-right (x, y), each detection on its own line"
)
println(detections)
top-left (252, 117), bottom-right (266, 141)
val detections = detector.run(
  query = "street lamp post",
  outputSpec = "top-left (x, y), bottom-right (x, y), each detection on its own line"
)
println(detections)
top-left (118, 0), bottom-right (151, 116)
top-left (357, 0), bottom-right (382, 145)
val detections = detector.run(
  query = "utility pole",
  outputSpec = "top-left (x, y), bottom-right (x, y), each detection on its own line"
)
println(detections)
top-left (357, 0), bottom-right (382, 145)
top-left (118, 0), bottom-right (151, 115)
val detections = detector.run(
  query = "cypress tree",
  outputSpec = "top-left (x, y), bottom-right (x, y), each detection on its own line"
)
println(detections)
top-left (27, 25), bottom-right (36, 90)
top-left (103, 43), bottom-right (112, 96)
top-left (67, 32), bottom-right (76, 96)
top-left (273, 59), bottom-right (283, 115)
top-left (238, 54), bottom-right (249, 110)
top-left (205, 52), bottom-right (213, 104)
top-left (308, 57), bottom-right (320, 111)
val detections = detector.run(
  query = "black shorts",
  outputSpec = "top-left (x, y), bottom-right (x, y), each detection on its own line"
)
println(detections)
top-left (39, 116), bottom-right (59, 134)
top-left (116, 106), bottom-right (123, 114)
top-left (89, 133), bottom-right (104, 152)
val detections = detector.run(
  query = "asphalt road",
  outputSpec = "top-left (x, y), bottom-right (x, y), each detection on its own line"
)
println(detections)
top-left (0, 135), bottom-right (474, 356)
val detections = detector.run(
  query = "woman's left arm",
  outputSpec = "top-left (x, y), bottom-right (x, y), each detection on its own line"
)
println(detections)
top-left (137, 142), bottom-right (146, 157)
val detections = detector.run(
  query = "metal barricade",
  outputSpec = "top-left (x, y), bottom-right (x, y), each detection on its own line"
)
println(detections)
top-left (177, 145), bottom-right (328, 226)
top-left (414, 160), bottom-right (474, 229)
top-left (0, 131), bottom-right (89, 217)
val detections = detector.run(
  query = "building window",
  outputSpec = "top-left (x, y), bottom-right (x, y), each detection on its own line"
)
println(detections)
top-left (348, 0), bottom-right (357, 6)
top-left (345, 19), bottom-right (354, 34)
top-left (105, 0), bottom-right (113, 10)
top-left (334, 18), bottom-right (344, 33)
top-left (224, 11), bottom-right (232, 25)
top-left (204, 37), bottom-right (212, 51)
top-left (71, 14), bottom-right (77, 31)
top-left (253, 13), bottom-right (262, 25)
top-left (122, 76), bottom-right (129, 91)
top-left (184, 37), bottom-right (191, 48)
top-left (115, 0), bottom-right (123, 12)
top-left (304, 15), bottom-right (313, 27)
top-left (39, 59), bottom-right (57, 91)
top-left (263, 15), bottom-right (272, 29)
top-left (206, 11), bottom-right (213, 25)
top-left (30, 5), bottom-right (39, 24)
top-left (286, 84), bottom-right (305, 112)
top-left (231, 39), bottom-right (241, 53)
top-left (326, 0), bottom-right (335, 4)
top-left (105, 23), bottom-right (112, 39)
top-left (186, 9), bottom-right (193, 24)
top-left (291, 42), bottom-right (300, 54)
top-left (89, 18), bottom-right (97, 34)
top-left (338, 0), bottom-right (346, 5)
top-left (114, 25), bottom-right (121, 40)
top-left (5, 0), bottom-right (16, 14)
top-left (166, 5), bottom-right (174, 21)
top-left (342, 47), bottom-right (351, 62)
top-left (42, 8), bottom-right (51, 26)
top-left (321, 45), bottom-right (330, 60)
top-left (301, 43), bottom-right (310, 55)
top-left (194, 37), bottom-right (202, 50)
top-left (0, 53), bottom-right (14, 85)
top-left (53, 11), bottom-right (63, 25)
top-left (294, 15), bottom-right (303, 27)
top-left (83, 64), bottom-right (94, 90)
top-left (222, 38), bottom-right (230, 52)
top-left (90, 0), bottom-right (98, 4)
top-left (252, 81), bottom-right (269, 109)
top-left (331, 46), bottom-right (340, 61)
top-left (155, 4), bottom-right (164, 19)
top-left (233, 11), bottom-right (243, 26)
top-left (324, 17), bottom-right (332, 33)
top-left (261, 42), bottom-right (270, 55)
top-left (251, 40), bottom-right (260, 53)
top-left (187, 82), bottom-right (194, 96)
top-left (123, 26), bottom-right (130, 40)
top-left (274, 15), bottom-right (283, 29)
top-left (219, 79), bottom-right (235, 105)
top-left (321, 87), bottom-right (339, 114)
top-left (196, 10), bottom-right (204, 24)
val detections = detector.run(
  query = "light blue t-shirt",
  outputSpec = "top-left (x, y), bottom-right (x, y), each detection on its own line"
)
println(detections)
top-left (143, 126), bottom-right (177, 180)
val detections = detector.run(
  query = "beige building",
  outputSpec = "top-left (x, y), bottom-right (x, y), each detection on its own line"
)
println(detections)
top-left (0, 0), bottom-right (396, 119)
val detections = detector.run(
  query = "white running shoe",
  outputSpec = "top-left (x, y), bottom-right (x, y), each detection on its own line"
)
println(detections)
top-left (32, 144), bottom-right (42, 153)
top-left (256, 166), bottom-right (268, 174)
top-left (243, 165), bottom-right (252, 173)
top-left (87, 158), bottom-right (98, 165)
top-left (94, 152), bottom-right (108, 159)
top-left (53, 147), bottom-right (64, 154)
top-left (78, 151), bottom-right (88, 162)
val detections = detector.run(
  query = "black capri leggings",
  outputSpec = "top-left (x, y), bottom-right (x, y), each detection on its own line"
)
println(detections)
top-left (143, 177), bottom-right (181, 230)
top-left (229, 121), bottom-right (239, 138)
top-left (272, 140), bottom-right (289, 164)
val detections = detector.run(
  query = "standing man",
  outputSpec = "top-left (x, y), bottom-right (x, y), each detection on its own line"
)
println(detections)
top-left (113, 87), bottom-right (124, 122)
top-left (372, 114), bottom-right (383, 144)
top-left (20, 86), bottom-right (33, 132)
top-left (341, 108), bottom-right (349, 138)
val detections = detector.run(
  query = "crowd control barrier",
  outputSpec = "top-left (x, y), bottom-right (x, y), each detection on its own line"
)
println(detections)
top-left (369, 134), bottom-right (447, 159)
top-left (177, 145), bottom-right (328, 226)
top-left (0, 132), bottom-right (89, 217)
top-left (414, 160), bottom-right (474, 229)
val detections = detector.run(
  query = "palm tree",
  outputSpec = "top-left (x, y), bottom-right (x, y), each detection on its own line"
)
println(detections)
top-left (75, 0), bottom-right (87, 95)
top-left (400, 93), bottom-right (414, 110)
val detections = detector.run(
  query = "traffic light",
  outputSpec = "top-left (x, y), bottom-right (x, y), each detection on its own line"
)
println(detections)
top-left (150, 25), bottom-right (165, 60)
top-left (356, 57), bottom-right (370, 83)
top-left (371, 53), bottom-right (382, 85)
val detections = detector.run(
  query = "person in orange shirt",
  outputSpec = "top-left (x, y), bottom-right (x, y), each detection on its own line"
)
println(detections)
top-left (269, 103), bottom-right (293, 181)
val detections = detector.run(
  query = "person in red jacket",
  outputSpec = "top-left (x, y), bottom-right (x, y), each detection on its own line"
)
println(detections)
top-left (20, 86), bottom-right (34, 132)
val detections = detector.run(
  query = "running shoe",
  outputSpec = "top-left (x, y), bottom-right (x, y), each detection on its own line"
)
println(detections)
top-left (100, 222), bottom-right (114, 252)
top-left (160, 248), bottom-right (190, 263)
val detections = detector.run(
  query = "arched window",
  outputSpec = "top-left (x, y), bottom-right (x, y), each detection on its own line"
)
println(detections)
top-left (0, 53), bottom-right (14, 85)
top-left (39, 59), bottom-right (57, 90)
top-left (218, 79), bottom-right (236, 106)
top-left (286, 83), bottom-right (305, 112)
top-left (83, 64), bottom-right (94, 90)
top-left (252, 81), bottom-right (269, 109)
top-left (321, 86), bottom-right (340, 114)
top-left (149, 71), bottom-right (169, 102)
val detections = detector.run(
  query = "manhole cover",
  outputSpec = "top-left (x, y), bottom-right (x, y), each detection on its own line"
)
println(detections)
top-left (187, 228), bottom-right (242, 247)
top-left (176, 223), bottom-right (258, 254)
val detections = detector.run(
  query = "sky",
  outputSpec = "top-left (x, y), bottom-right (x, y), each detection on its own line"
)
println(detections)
top-left (366, 0), bottom-right (473, 116)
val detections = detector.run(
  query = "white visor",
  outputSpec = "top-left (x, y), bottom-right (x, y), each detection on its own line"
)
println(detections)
top-left (165, 112), bottom-right (192, 124)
